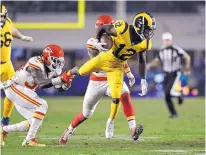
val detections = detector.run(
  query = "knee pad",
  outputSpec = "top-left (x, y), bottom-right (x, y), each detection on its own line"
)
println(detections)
top-left (112, 98), bottom-right (120, 104)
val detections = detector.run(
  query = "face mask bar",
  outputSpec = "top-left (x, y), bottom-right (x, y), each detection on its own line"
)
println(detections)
top-left (50, 56), bottom-right (65, 70)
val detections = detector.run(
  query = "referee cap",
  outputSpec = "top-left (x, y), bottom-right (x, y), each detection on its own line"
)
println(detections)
top-left (162, 32), bottom-right (172, 40)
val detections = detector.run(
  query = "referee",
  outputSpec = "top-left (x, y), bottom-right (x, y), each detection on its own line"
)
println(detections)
top-left (147, 32), bottom-right (191, 118)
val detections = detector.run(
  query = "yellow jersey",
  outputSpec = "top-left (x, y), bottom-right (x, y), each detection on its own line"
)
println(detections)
top-left (1, 17), bottom-right (13, 62)
top-left (110, 20), bottom-right (152, 61)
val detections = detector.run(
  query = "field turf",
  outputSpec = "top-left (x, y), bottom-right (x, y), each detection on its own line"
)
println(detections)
top-left (1, 97), bottom-right (205, 155)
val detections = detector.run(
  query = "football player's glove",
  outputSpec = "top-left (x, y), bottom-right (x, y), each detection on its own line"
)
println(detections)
top-left (139, 79), bottom-right (148, 96)
top-left (93, 39), bottom-right (108, 51)
top-left (61, 70), bottom-right (75, 85)
top-left (126, 72), bottom-right (135, 87)
top-left (21, 35), bottom-right (33, 42)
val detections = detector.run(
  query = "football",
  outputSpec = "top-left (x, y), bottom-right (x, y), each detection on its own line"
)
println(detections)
top-left (100, 34), bottom-right (113, 50)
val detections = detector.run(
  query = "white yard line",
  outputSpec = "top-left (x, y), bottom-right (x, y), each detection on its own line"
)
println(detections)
top-left (153, 150), bottom-right (188, 153)
top-left (17, 135), bottom-right (160, 141)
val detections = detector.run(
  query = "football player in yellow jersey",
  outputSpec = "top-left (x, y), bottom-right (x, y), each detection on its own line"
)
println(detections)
top-left (1, 4), bottom-right (33, 126)
top-left (60, 12), bottom-right (156, 140)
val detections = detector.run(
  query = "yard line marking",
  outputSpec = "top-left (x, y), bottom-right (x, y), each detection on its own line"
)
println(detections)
top-left (17, 135), bottom-right (160, 141)
top-left (153, 150), bottom-right (188, 153)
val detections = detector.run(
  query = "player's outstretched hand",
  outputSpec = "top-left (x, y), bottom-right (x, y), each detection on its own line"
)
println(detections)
top-left (127, 72), bottom-right (135, 87)
top-left (21, 35), bottom-right (33, 42)
top-left (138, 79), bottom-right (148, 96)
top-left (61, 70), bottom-right (75, 85)
top-left (93, 39), bottom-right (108, 51)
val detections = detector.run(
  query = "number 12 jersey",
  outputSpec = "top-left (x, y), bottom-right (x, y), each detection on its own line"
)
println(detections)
top-left (110, 20), bottom-right (152, 61)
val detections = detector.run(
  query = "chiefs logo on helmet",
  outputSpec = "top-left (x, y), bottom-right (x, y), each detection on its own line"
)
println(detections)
top-left (42, 44), bottom-right (65, 72)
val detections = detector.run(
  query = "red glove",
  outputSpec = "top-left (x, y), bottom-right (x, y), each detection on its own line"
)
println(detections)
top-left (61, 70), bottom-right (75, 85)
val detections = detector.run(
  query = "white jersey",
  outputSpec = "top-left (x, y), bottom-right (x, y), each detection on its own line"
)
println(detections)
top-left (12, 56), bottom-right (61, 90)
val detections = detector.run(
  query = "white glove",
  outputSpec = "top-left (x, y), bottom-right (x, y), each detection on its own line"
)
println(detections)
top-left (127, 72), bottom-right (135, 87)
top-left (0, 80), bottom-right (13, 89)
top-left (139, 79), bottom-right (148, 96)
top-left (21, 35), bottom-right (33, 42)
top-left (93, 39), bottom-right (108, 51)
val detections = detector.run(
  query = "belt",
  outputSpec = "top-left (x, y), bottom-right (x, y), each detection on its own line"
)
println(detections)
top-left (1, 61), bottom-right (6, 64)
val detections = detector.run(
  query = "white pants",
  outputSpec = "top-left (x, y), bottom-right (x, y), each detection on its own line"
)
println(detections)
top-left (4, 84), bottom-right (48, 121)
top-left (82, 80), bottom-right (129, 118)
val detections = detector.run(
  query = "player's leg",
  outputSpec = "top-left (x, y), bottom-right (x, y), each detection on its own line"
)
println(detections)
top-left (164, 73), bottom-right (178, 118)
top-left (105, 71), bottom-right (123, 138)
top-left (5, 84), bottom-right (47, 146)
top-left (1, 62), bottom-right (15, 126)
top-left (120, 83), bottom-right (143, 141)
top-left (59, 81), bottom-right (107, 144)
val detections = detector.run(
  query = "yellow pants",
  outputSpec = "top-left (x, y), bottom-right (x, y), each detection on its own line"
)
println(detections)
top-left (1, 60), bottom-right (15, 118)
top-left (79, 52), bottom-right (124, 99)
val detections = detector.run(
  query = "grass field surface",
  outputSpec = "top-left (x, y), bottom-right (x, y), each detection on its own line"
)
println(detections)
top-left (1, 97), bottom-right (205, 155)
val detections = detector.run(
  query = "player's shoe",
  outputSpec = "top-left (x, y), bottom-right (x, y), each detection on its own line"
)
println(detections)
top-left (22, 138), bottom-right (46, 147)
top-left (131, 124), bottom-right (144, 141)
top-left (59, 128), bottom-right (73, 145)
top-left (105, 118), bottom-right (114, 139)
top-left (1, 126), bottom-right (8, 146)
top-left (1, 117), bottom-right (10, 126)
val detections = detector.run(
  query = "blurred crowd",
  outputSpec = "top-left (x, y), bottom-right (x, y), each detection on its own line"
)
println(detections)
top-left (3, 1), bottom-right (205, 20)
top-left (10, 47), bottom-right (205, 97)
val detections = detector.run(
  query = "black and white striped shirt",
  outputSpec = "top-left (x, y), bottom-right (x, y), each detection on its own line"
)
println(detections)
top-left (157, 45), bottom-right (186, 73)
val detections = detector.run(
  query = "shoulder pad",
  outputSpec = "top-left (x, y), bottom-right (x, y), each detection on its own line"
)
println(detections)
top-left (113, 20), bottom-right (128, 35)
top-left (27, 56), bottom-right (44, 71)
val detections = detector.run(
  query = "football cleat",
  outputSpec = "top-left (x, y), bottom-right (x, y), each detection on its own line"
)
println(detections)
top-left (22, 138), bottom-right (46, 147)
top-left (1, 117), bottom-right (10, 126)
top-left (105, 118), bottom-right (114, 139)
top-left (131, 124), bottom-right (144, 141)
top-left (1, 126), bottom-right (8, 146)
top-left (59, 128), bottom-right (73, 145)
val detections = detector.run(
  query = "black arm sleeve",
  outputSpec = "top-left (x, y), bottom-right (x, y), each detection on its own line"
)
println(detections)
top-left (96, 24), bottom-right (117, 41)
top-left (138, 51), bottom-right (147, 79)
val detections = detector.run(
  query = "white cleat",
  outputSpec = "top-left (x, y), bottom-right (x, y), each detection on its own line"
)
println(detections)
top-left (105, 118), bottom-right (114, 139)
top-left (59, 128), bottom-right (73, 145)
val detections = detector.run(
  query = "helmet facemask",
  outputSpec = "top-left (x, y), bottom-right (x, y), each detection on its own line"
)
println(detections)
top-left (143, 25), bottom-right (156, 40)
top-left (1, 5), bottom-right (8, 28)
top-left (46, 55), bottom-right (65, 72)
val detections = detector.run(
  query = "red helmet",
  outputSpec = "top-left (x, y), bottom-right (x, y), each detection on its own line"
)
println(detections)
top-left (95, 15), bottom-right (114, 28)
top-left (42, 44), bottom-right (65, 72)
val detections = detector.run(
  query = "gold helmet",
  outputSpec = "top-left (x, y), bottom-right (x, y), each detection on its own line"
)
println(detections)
top-left (1, 4), bottom-right (8, 27)
top-left (132, 12), bottom-right (156, 40)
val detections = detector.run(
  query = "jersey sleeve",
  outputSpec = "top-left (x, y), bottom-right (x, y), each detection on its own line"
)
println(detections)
top-left (173, 45), bottom-right (186, 56)
top-left (113, 20), bottom-right (129, 35)
top-left (26, 57), bottom-right (44, 71)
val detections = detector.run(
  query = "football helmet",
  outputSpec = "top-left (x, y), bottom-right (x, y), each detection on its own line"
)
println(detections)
top-left (95, 15), bottom-right (114, 28)
top-left (1, 4), bottom-right (8, 28)
top-left (132, 12), bottom-right (156, 40)
top-left (42, 44), bottom-right (65, 72)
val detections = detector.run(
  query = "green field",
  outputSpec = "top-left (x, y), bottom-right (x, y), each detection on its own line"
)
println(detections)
top-left (1, 97), bottom-right (205, 155)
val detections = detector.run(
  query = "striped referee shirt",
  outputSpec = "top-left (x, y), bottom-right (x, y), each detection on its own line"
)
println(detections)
top-left (157, 45), bottom-right (186, 73)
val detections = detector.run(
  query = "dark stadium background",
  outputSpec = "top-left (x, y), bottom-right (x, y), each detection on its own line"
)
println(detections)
top-left (2, 1), bottom-right (205, 97)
